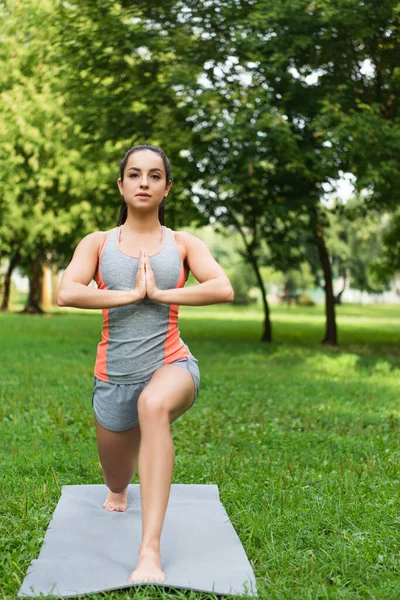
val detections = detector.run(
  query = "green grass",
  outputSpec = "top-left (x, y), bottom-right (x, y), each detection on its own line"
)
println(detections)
top-left (1, 303), bottom-right (400, 599)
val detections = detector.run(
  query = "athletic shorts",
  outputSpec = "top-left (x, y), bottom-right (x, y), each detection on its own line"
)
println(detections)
top-left (92, 354), bottom-right (200, 432)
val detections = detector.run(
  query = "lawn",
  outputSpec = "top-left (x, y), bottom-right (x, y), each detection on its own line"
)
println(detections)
top-left (1, 303), bottom-right (400, 599)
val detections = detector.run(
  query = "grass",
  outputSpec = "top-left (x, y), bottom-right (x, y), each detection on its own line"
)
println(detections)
top-left (1, 302), bottom-right (400, 600)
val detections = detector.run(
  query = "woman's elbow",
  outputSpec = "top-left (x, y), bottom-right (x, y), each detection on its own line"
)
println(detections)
top-left (218, 277), bottom-right (234, 303)
top-left (223, 284), bottom-right (234, 303)
top-left (57, 287), bottom-right (69, 307)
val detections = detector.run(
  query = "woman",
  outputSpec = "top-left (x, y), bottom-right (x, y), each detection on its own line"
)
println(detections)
top-left (57, 144), bottom-right (234, 584)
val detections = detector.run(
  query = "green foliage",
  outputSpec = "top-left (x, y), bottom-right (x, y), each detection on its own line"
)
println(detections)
top-left (281, 263), bottom-right (316, 299)
top-left (0, 0), bottom-right (101, 294)
top-left (161, 0), bottom-right (394, 340)
top-left (300, 0), bottom-right (400, 209)
top-left (297, 292), bottom-right (316, 307)
top-left (227, 262), bottom-right (257, 305)
top-left (1, 0), bottom-right (400, 324)
top-left (325, 199), bottom-right (393, 294)
top-left (0, 0), bottom-right (206, 289)
top-left (368, 210), bottom-right (400, 284)
top-left (53, 0), bottom-right (205, 230)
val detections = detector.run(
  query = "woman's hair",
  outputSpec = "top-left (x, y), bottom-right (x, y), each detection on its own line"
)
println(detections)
top-left (117, 144), bottom-right (172, 226)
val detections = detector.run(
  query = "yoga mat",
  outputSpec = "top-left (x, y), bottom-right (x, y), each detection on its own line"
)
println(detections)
top-left (18, 484), bottom-right (257, 598)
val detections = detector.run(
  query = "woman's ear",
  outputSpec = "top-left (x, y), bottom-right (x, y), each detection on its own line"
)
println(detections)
top-left (117, 178), bottom-right (124, 196)
top-left (164, 180), bottom-right (173, 197)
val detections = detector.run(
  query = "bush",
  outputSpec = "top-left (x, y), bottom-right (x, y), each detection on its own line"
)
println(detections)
top-left (228, 263), bottom-right (258, 305)
top-left (297, 292), bottom-right (315, 306)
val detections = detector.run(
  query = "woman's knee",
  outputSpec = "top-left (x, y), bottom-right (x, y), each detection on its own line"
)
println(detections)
top-left (137, 389), bottom-right (169, 422)
top-left (105, 475), bottom-right (131, 494)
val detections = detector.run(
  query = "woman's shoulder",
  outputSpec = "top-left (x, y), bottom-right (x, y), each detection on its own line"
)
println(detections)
top-left (171, 230), bottom-right (208, 248)
top-left (82, 230), bottom-right (111, 244)
top-left (170, 229), bottom-right (198, 255)
top-left (76, 230), bottom-right (113, 254)
top-left (171, 229), bottom-right (210, 264)
top-left (170, 229), bottom-right (203, 244)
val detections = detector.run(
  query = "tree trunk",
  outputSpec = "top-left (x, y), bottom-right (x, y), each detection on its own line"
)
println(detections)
top-left (249, 254), bottom-right (272, 342)
top-left (334, 269), bottom-right (348, 305)
top-left (315, 221), bottom-right (338, 345)
top-left (334, 288), bottom-right (344, 306)
top-left (51, 269), bottom-right (60, 306)
top-left (225, 205), bottom-right (273, 342)
top-left (1, 250), bottom-right (20, 311)
top-left (334, 281), bottom-right (346, 305)
top-left (22, 254), bottom-right (45, 314)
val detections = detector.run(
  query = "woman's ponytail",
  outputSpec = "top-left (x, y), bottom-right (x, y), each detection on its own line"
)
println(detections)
top-left (117, 201), bottom-right (128, 226)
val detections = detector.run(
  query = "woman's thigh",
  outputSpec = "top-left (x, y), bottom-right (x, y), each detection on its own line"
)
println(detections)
top-left (138, 364), bottom-right (196, 425)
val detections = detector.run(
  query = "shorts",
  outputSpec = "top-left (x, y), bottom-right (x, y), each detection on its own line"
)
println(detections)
top-left (92, 354), bottom-right (200, 432)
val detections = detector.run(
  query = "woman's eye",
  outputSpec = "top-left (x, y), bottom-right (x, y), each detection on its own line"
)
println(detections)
top-left (128, 173), bottom-right (160, 179)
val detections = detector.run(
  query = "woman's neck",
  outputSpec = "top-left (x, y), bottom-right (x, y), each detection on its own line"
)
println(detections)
top-left (123, 212), bottom-right (162, 235)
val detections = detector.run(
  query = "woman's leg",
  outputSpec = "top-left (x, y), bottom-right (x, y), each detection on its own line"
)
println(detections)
top-left (129, 364), bottom-right (195, 583)
top-left (95, 419), bottom-right (141, 512)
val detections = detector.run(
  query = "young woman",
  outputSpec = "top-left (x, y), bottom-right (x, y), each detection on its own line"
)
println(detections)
top-left (57, 144), bottom-right (234, 584)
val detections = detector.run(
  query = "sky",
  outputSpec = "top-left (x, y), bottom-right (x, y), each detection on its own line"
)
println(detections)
top-left (324, 173), bottom-right (356, 205)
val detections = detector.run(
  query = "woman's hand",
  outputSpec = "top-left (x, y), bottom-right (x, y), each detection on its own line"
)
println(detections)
top-left (132, 249), bottom-right (160, 302)
top-left (133, 248), bottom-right (147, 302)
top-left (143, 249), bottom-right (161, 301)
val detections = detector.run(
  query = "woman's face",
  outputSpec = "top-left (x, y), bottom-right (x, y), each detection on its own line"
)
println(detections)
top-left (117, 149), bottom-right (172, 214)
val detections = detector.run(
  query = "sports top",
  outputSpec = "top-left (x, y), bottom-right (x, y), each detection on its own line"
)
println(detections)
top-left (94, 225), bottom-right (191, 384)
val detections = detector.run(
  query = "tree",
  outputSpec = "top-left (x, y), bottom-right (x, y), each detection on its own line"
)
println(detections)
top-left (165, 1), bottom-right (341, 343)
top-left (185, 92), bottom-right (314, 340)
top-left (364, 210), bottom-right (400, 291)
top-left (173, 0), bottom-right (400, 344)
top-left (324, 199), bottom-right (391, 303)
top-left (54, 0), bottom-right (205, 229)
top-left (0, 0), bottom-right (93, 312)
top-left (0, 0), bottom-right (205, 312)
top-left (306, 0), bottom-right (400, 280)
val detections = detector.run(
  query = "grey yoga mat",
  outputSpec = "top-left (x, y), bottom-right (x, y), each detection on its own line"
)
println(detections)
top-left (18, 484), bottom-right (257, 598)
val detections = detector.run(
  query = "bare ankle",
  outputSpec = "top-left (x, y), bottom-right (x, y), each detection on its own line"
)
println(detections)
top-left (139, 540), bottom-right (160, 554)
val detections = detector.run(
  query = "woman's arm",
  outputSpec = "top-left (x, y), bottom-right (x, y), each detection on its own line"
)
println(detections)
top-left (57, 233), bottom-right (144, 309)
top-left (147, 232), bottom-right (234, 306)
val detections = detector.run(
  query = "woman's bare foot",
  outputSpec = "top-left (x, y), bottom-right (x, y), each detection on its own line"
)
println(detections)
top-left (129, 545), bottom-right (166, 583)
top-left (103, 488), bottom-right (128, 512)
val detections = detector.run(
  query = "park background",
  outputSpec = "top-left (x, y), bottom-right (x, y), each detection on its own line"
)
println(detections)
top-left (1, 1), bottom-right (400, 599)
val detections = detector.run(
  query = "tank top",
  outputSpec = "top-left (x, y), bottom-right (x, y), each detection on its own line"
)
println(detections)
top-left (94, 226), bottom-right (191, 384)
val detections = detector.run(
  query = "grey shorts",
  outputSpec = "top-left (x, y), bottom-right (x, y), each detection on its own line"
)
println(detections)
top-left (92, 354), bottom-right (200, 432)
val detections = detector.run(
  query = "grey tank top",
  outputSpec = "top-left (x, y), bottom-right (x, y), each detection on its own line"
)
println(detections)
top-left (94, 226), bottom-right (191, 384)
